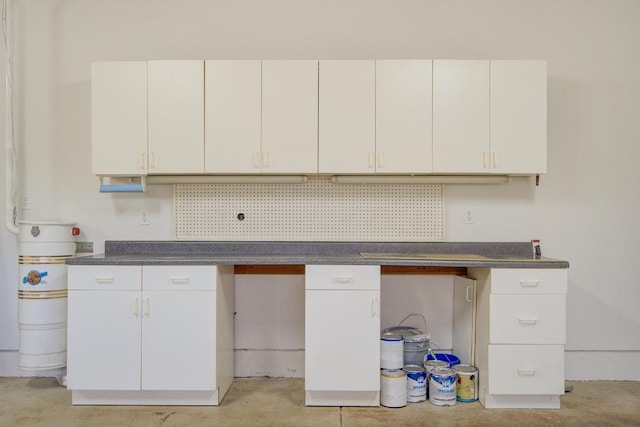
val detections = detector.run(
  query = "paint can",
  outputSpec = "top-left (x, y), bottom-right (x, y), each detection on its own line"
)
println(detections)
top-left (424, 359), bottom-right (449, 374)
top-left (380, 332), bottom-right (404, 370)
top-left (428, 367), bottom-right (457, 406)
top-left (425, 352), bottom-right (460, 367)
top-left (380, 369), bottom-right (407, 408)
top-left (454, 364), bottom-right (478, 402)
top-left (403, 365), bottom-right (427, 402)
top-left (382, 326), bottom-right (430, 366)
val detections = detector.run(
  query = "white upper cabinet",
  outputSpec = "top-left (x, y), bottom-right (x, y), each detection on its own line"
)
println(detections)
top-left (376, 60), bottom-right (433, 174)
top-left (319, 60), bottom-right (376, 174)
top-left (148, 60), bottom-right (204, 174)
top-left (204, 60), bottom-right (262, 174)
top-left (490, 60), bottom-right (547, 174)
top-left (91, 62), bottom-right (148, 176)
top-left (433, 60), bottom-right (490, 173)
top-left (262, 60), bottom-right (319, 174)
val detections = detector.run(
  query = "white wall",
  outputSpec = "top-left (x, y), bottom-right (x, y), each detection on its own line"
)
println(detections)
top-left (1, 0), bottom-right (639, 379)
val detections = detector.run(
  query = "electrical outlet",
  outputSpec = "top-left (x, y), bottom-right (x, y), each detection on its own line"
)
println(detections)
top-left (76, 242), bottom-right (93, 253)
top-left (22, 195), bottom-right (31, 210)
top-left (141, 210), bottom-right (150, 225)
top-left (464, 208), bottom-right (474, 224)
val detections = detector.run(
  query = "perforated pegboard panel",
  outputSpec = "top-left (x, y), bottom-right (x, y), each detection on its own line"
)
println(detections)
top-left (174, 179), bottom-right (444, 241)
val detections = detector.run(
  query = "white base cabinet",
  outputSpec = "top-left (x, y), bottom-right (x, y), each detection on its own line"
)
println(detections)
top-left (470, 268), bottom-right (567, 409)
top-left (305, 265), bottom-right (381, 406)
top-left (67, 265), bottom-right (234, 405)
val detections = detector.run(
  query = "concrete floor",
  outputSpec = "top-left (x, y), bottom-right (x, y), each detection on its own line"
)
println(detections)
top-left (1, 378), bottom-right (639, 427)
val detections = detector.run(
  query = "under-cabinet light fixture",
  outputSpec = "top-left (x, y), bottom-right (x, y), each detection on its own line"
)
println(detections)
top-left (330, 175), bottom-right (512, 185)
top-left (146, 175), bottom-right (309, 185)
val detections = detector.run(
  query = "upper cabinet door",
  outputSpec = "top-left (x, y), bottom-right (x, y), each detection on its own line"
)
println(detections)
top-left (319, 60), bottom-right (375, 174)
top-left (262, 61), bottom-right (319, 174)
top-left (205, 60), bottom-right (261, 174)
top-left (91, 62), bottom-right (148, 176)
top-left (433, 60), bottom-right (490, 173)
top-left (490, 60), bottom-right (547, 174)
top-left (376, 60), bottom-right (433, 174)
top-left (148, 60), bottom-right (204, 174)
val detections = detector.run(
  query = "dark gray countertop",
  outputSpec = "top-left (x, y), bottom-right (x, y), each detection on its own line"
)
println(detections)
top-left (66, 241), bottom-right (569, 269)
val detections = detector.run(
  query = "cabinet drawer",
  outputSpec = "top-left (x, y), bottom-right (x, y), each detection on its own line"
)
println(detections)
top-left (488, 344), bottom-right (564, 395)
top-left (305, 265), bottom-right (380, 290)
top-left (68, 265), bottom-right (141, 291)
top-left (143, 266), bottom-right (217, 291)
top-left (490, 294), bottom-right (565, 344)
top-left (491, 269), bottom-right (567, 294)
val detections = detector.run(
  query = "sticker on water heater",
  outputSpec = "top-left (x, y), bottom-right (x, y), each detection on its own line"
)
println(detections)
top-left (23, 270), bottom-right (48, 286)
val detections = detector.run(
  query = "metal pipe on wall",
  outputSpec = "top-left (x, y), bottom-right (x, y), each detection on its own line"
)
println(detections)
top-left (3, 0), bottom-right (18, 235)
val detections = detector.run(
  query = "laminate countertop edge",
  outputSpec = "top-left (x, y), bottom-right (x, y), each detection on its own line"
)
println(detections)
top-left (65, 241), bottom-right (569, 269)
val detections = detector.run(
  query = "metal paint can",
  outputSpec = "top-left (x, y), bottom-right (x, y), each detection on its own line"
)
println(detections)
top-left (424, 359), bottom-right (449, 374)
top-left (380, 332), bottom-right (404, 370)
top-left (428, 367), bottom-right (457, 406)
top-left (380, 369), bottom-right (407, 408)
top-left (403, 365), bottom-right (427, 402)
top-left (454, 364), bottom-right (478, 402)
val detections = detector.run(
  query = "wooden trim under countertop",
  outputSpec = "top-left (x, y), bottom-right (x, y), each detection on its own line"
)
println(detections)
top-left (234, 265), bottom-right (467, 276)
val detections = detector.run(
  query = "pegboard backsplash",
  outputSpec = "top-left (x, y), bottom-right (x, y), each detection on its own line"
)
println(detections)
top-left (174, 179), bottom-right (444, 241)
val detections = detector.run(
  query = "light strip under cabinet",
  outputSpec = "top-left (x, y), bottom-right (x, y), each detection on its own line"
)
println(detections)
top-left (146, 175), bottom-right (310, 185)
top-left (329, 175), bottom-right (512, 185)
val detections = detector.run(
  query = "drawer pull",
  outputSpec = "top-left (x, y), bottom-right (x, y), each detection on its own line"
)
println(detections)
top-left (517, 369), bottom-right (537, 377)
top-left (518, 317), bottom-right (539, 325)
top-left (169, 276), bottom-right (190, 284)
top-left (520, 281), bottom-right (540, 288)
top-left (95, 277), bottom-right (115, 284)
top-left (332, 276), bottom-right (354, 284)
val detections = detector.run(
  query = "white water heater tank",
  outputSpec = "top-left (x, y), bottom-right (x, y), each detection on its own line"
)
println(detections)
top-left (18, 221), bottom-right (78, 370)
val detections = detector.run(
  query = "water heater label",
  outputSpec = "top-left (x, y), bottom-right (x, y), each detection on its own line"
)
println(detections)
top-left (23, 270), bottom-right (48, 286)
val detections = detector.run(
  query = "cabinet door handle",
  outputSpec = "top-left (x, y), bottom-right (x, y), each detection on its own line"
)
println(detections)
top-left (483, 152), bottom-right (488, 169)
top-left (263, 152), bottom-right (270, 168)
top-left (332, 276), bottom-right (353, 283)
top-left (169, 276), bottom-right (189, 284)
top-left (492, 152), bottom-right (498, 168)
top-left (465, 285), bottom-right (474, 303)
top-left (517, 369), bottom-right (537, 377)
top-left (371, 296), bottom-right (378, 318)
top-left (149, 152), bottom-right (156, 169)
top-left (143, 298), bottom-right (150, 317)
top-left (520, 281), bottom-right (540, 288)
top-left (518, 317), bottom-right (538, 325)
top-left (377, 152), bottom-right (384, 169)
top-left (95, 277), bottom-right (114, 284)
top-left (368, 153), bottom-right (374, 169)
top-left (132, 297), bottom-right (139, 317)
top-left (140, 153), bottom-right (146, 170)
top-left (253, 152), bottom-right (260, 169)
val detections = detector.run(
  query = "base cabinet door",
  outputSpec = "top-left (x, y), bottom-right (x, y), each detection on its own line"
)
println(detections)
top-left (67, 290), bottom-right (141, 391)
top-left (305, 290), bottom-right (380, 391)
top-left (305, 265), bottom-right (380, 406)
top-left (141, 290), bottom-right (216, 391)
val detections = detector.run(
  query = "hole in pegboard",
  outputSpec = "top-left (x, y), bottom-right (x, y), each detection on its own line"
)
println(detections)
top-left (174, 179), bottom-right (444, 241)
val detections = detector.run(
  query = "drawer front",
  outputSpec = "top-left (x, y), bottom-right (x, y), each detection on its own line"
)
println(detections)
top-left (143, 266), bottom-right (217, 291)
top-left (488, 344), bottom-right (565, 395)
top-left (490, 294), bottom-right (566, 344)
top-left (305, 265), bottom-right (380, 290)
top-left (68, 265), bottom-right (141, 291)
top-left (491, 269), bottom-right (567, 294)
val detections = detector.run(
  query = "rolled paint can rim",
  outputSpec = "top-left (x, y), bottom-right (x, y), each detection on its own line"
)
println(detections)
top-left (381, 369), bottom-right (406, 378)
